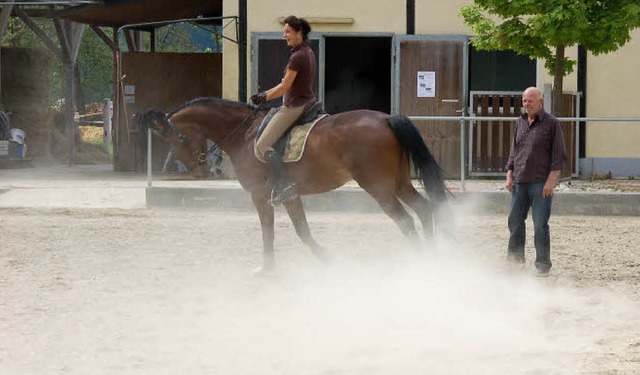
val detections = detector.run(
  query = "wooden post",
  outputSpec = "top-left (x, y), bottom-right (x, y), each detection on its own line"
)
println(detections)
top-left (103, 98), bottom-right (112, 154)
top-left (55, 19), bottom-right (85, 165)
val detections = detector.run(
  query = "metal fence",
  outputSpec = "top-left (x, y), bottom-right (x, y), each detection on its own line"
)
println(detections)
top-left (145, 115), bottom-right (640, 190)
top-left (408, 115), bottom-right (640, 191)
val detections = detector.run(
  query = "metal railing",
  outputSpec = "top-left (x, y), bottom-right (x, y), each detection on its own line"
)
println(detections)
top-left (144, 115), bottom-right (640, 191)
top-left (407, 115), bottom-right (640, 191)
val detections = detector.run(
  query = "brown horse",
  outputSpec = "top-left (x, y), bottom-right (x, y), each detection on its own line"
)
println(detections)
top-left (135, 98), bottom-right (448, 272)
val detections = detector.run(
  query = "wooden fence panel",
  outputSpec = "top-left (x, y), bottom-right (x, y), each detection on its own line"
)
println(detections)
top-left (469, 92), bottom-right (576, 178)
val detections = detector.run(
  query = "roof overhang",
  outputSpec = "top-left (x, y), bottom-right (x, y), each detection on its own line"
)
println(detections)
top-left (56, 0), bottom-right (222, 28)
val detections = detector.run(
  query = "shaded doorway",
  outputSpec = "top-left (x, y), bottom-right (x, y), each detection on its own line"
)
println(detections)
top-left (254, 37), bottom-right (320, 109)
top-left (468, 47), bottom-right (536, 92)
top-left (324, 36), bottom-right (391, 114)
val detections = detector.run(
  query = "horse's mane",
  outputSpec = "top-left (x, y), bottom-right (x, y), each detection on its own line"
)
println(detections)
top-left (168, 97), bottom-right (251, 117)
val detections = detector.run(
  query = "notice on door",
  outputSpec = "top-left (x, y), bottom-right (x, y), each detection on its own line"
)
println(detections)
top-left (417, 71), bottom-right (435, 98)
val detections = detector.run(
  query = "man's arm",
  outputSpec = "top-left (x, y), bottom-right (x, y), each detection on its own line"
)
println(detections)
top-left (504, 121), bottom-right (518, 192)
top-left (543, 120), bottom-right (566, 197)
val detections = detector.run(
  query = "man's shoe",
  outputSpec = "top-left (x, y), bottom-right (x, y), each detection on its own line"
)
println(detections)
top-left (536, 268), bottom-right (550, 277)
top-left (507, 253), bottom-right (525, 264)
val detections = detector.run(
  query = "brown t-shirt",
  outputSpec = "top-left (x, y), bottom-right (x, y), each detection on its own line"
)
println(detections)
top-left (506, 109), bottom-right (566, 183)
top-left (284, 43), bottom-right (315, 108)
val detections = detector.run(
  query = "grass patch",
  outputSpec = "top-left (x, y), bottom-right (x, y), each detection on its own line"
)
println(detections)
top-left (78, 125), bottom-right (105, 145)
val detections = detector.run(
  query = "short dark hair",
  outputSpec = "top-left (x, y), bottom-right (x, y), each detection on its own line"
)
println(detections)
top-left (283, 15), bottom-right (312, 42)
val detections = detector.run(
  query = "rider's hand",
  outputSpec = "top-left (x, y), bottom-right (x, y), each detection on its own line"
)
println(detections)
top-left (250, 92), bottom-right (268, 105)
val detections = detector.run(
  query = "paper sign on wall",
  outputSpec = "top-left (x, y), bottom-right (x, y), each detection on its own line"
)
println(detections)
top-left (124, 85), bottom-right (135, 104)
top-left (417, 71), bottom-right (435, 98)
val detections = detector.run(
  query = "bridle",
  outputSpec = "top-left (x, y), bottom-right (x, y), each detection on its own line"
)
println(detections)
top-left (164, 104), bottom-right (262, 168)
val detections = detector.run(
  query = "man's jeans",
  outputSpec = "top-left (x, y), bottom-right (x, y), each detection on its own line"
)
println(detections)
top-left (507, 181), bottom-right (553, 271)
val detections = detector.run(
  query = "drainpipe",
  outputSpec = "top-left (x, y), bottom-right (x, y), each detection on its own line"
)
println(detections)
top-left (238, 0), bottom-right (247, 102)
top-left (577, 44), bottom-right (587, 159)
top-left (406, 0), bottom-right (415, 35)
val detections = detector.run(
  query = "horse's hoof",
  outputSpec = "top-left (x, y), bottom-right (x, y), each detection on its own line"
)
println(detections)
top-left (252, 265), bottom-right (276, 277)
top-left (312, 248), bottom-right (332, 264)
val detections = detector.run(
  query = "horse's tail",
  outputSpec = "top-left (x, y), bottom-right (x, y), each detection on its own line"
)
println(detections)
top-left (387, 114), bottom-right (448, 203)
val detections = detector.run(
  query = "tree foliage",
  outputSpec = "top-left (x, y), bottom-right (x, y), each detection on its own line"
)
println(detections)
top-left (460, 0), bottom-right (640, 113)
top-left (77, 27), bottom-right (113, 104)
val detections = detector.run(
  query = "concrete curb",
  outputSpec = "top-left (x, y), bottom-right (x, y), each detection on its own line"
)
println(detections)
top-left (146, 186), bottom-right (640, 216)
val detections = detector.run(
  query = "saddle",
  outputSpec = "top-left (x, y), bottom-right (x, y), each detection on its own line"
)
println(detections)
top-left (255, 101), bottom-right (328, 162)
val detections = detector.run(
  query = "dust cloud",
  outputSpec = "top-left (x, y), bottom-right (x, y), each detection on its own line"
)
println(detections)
top-left (0, 206), bottom-right (639, 374)
top-left (206, 245), bottom-right (638, 374)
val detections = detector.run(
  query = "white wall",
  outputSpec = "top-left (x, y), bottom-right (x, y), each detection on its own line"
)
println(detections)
top-left (586, 28), bottom-right (640, 158)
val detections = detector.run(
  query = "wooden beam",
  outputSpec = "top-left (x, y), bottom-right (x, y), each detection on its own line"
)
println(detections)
top-left (70, 22), bottom-right (85, 62)
top-left (62, 20), bottom-right (75, 164)
top-left (90, 24), bottom-right (114, 51)
top-left (14, 7), bottom-right (62, 59)
top-left (124, 29), bottom-right (139, 51)
top-left (52, 17), bottom-right (70, 59)
top-left (20, 8), bottom-right (56, 19)
top-left (277, 17), bottom-right (355, 25)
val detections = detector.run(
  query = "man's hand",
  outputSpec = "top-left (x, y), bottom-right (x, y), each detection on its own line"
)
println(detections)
top-left (543, 180), bottom-right (555, 197)
top-left (250, 92), bottom-right (268, 105)
top-left (505, 171), bottom-right (514, 192)
top-left (543, 170), bottom-right (561, 197)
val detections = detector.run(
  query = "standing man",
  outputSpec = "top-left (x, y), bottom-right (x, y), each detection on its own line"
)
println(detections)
top-left (505, 87), bottom-right (566, 276)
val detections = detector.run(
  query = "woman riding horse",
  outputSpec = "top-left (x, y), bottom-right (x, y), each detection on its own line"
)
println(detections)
top-left (135, 96), bottom-right (449, 273)
top-left (251, 15), bottom-right (315, 206)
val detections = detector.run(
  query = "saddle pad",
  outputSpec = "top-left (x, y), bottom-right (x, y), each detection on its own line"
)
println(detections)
top-left (255, 114), bottom-right (328, 163)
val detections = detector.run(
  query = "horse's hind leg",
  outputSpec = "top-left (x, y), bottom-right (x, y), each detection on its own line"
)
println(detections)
top-left (397, 182), bottom-right (435, 238)
top-left (361, 185), bottom-right (421, 249)
top-left (283, 197), bottom-right (330, 262)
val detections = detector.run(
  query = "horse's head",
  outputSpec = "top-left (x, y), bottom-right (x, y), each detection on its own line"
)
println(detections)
top-left (133, 108), bottom-right (170, 137)
top-left (133, 108), bottom-right (211, 178)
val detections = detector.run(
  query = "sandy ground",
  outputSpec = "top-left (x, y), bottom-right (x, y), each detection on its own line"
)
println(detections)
top-left (1, 203), bottom-right (639, 374)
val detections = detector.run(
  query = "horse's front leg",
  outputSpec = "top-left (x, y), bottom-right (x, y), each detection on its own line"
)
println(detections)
top-left (250, 193), bottom-right (276, 273)
top-left (282, 196), bottom-right (330, 263)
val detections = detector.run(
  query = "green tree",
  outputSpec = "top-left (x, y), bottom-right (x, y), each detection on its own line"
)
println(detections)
top-left (460, 0), bottom-right (640, 114)
top-left (77, 27), bottom-right (113, 104)
top-left (3, 17), bottom-right (46, 48)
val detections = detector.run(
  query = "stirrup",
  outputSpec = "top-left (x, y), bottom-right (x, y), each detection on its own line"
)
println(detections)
top-left (268, 183), bottom-right (298, 206)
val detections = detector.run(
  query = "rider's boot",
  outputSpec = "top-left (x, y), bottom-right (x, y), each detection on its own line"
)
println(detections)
top-left (264, 149), bottom-right (298, 206)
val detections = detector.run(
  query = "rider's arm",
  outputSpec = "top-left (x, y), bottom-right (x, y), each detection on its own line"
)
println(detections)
top-left (265, 68), bottom-right (298, 101)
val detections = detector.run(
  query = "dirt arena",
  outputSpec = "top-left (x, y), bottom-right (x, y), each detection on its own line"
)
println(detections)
top-left (1, 203), bottom-right (639, 374)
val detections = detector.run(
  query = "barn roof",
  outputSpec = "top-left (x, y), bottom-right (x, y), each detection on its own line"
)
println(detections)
top-left (58, 0), bottom-right (223, 28)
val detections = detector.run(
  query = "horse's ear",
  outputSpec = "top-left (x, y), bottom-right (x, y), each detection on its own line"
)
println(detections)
top-left (134, 109), bottom-right (170, 138)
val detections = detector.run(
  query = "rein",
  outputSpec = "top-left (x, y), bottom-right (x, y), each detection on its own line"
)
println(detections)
top-left (165, 104), bottom-right (263, 167)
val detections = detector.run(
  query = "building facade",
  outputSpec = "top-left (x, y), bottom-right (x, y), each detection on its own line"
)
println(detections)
top-left (222, 0), bottom-right (640, 177)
